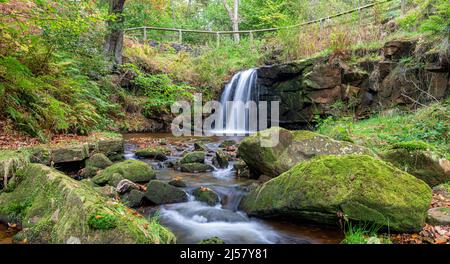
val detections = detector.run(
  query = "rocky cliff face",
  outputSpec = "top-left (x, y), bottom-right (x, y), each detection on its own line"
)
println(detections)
top-left (256, 40), bottom-right (449, 129)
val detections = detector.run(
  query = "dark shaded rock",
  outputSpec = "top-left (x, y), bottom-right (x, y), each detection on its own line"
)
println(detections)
top-left (233, 160), bottom-right (251, 178)
top-left (144, 180), bottom-right (188, 204)
top-left (212, 150), bottom-right (229, 168)
top-left (383, 40), bottom-right (416, 61)
top-left (122, 189), bottom-right (145, 208)
top-left (303, 64), bottom-right (341, 90)
top-left (194, 142), bottom-right (207, 151)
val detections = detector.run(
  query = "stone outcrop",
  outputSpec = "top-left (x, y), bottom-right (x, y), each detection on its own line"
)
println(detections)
top-left (255, 40), bottom-right (449, 129)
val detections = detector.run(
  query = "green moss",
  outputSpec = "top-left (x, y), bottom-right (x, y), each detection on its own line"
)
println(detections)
top-left (0, 164), bottom-right (176, 244)
top-left (92, 159), bottom-right (156, 185)
top-left (134, 146), bottom-right (170, 160)
top-left (179, 163), bottom-right (214, 173)
top-left (88, 213), bottom-right (117, 230)
top-left (180, 151), bottom-right (205, 164)
top-left (391, 140), bottom-right (432, 151)
top-left (193, 187), bottom-right (220, 206)
top-left (85, 153), bottom-right (113, 170)
top-left (198, 237), bottom-right (225, 244)
top-left (240, 154), bottom-right (432, 232)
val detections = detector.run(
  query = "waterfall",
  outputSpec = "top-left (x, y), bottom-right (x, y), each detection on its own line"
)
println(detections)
top-left (215, 69), bottom-right (258, 135)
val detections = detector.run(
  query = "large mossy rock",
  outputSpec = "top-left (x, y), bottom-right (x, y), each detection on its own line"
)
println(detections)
top-left (92, 160), bottom-right (156, 186)
top-left (193, 187), bottom-right (220, 206)
top-left (382, 148), bottom-right (449, 186)
top-left (239, 155), bottom-right (432, 232)
top-left (144, 180), bottom-right (188, 204)
top-left (86, 153), bottom-right (113, 170)
top-left (238, 127), bottom-right (372, 177)
top-left (0, 164), bottom-right (175, 244)
top-left (134, 146), bottom-right (170, 161)
top-left (180, 151), bottom-right (205, 164)
top-left (0, 150), bottom-right (29, 191)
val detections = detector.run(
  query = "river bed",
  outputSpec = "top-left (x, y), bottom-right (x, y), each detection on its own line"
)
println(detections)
top-left (124, 133), bottom-right (343, 244)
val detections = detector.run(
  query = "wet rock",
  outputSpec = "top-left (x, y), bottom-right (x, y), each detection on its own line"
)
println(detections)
top-left (212, 150), bottom-right (229, 168)
top-left (0, 164), bottom-right (175, 243)
top-left (116, 179), bottom-right (140, 194)
top-left (180, 151), bottom-right (205, 164)
top-left (238, 127), bottom-right (372, 177)
top-left (144, 180), bottom-right (188, 205)
top-left (219, 140), bottom-right (236, 148)
top-left (85, 153), bottom-right (113, 170)
top-left (134, 146), bottom-right (169, 161)
top-left (168, 178), bottom-right (187, 187)
top-left (302, 64), bottom-right (341, 90)
top-left (233, 160), bottom-right (251, 178)
top-left (194, 142), bottom-right (207, 151)
top-left (179, 163), bottom-right (214, 173)
top-left (193, 187), bottom-right (220, 206)
top-left (92, 160), bottom-right (156, 186)
top-left (240, 155), bottom-right (432, 232)
top-left (121, 189), bottom-right (145, 208)
top-left (427, 207), bottom-right (450, 226)
top-left (198, 237), bottom-right (225, 244)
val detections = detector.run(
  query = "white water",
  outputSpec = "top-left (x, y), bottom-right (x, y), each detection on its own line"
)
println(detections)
top-left (215, 69), bottom-right (258, 135)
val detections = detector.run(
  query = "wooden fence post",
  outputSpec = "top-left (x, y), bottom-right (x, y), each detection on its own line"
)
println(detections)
top-left (178, 29), bottom-right (183, 43)
top-left (216, 32), bottom-right (220, 48)
top-left (249, 31), bottom-right (254, 46)
top-left (143, 27), bottom-right (147, 42)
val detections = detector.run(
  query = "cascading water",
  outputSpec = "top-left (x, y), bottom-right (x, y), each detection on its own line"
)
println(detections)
top-left (215, 69), bottom-right (258, 135)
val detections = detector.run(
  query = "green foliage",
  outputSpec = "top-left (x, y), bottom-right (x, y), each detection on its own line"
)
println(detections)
top-left (317, 103), bottom-right (449, 155)
top-left (391, 140), bottom-right (432, 151)
top-left (88, 213), bottom-right (118, 230)
top-left (341, 221), bottom-right (390, 244)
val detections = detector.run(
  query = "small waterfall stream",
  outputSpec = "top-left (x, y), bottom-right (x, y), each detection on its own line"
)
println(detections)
top-left (215, 69), bottom-right (258, 135)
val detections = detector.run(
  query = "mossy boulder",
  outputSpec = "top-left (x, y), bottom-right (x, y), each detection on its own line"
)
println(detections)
top-left (0, 150), bottom-right (29, 191)
top-left (0, 164), bottom-right (175, 244)
top-left (92, 160), bottom-right (156, 186)
top-left (179, 163), bottom-right (214, 173)
top-left (239, 155), bottom-right (432, 232)
top-left (198, 237), bottom-right (225, 244)
top-left (168, 178), bottom-right (187, 187)
top-left (238, 127), bottom-right (373, 177)
top-left (50, 144), bottom-right (90, 164)
top-left (233, 160), bottom-right (250, 178)
top-left (212, 150), bottom-right (229, 168)
top-left (193, 187), bottom-right (220, 206)
top-left (121, 190), bottom-right (145, 208)
top-left (382, 149), bottom-right (449, 186)
top-left (180, 151), bottom-right (206, 164)
top-left (219, 140), bottom-right (236, 148)
top-left (86, 153), bottom-right (113, 170)
top-left (427, 207), bottom-right (450, 226)
top-left (144, 180), bottom-right (188, 205)
top-left (134, 146), bottom-right (170, 161)
top-left (194, 142), bottom-right (207, 151)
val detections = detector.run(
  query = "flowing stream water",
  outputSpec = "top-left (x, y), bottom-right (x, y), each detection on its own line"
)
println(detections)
top-left (125, 133), bottom-right (343, 244)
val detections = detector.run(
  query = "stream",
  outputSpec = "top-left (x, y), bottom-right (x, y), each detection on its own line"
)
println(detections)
top-left (124, 133), bottom-right (343, 244)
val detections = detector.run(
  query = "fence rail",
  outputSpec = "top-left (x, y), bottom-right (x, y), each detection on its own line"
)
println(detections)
top-left (124, 0), bottom-right (405, 46)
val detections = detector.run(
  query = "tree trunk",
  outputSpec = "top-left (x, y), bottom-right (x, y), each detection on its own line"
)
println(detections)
top-left (222, 0), bottom-right (240, 42)
top-left (104, 0), bottom-right (126, 68)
